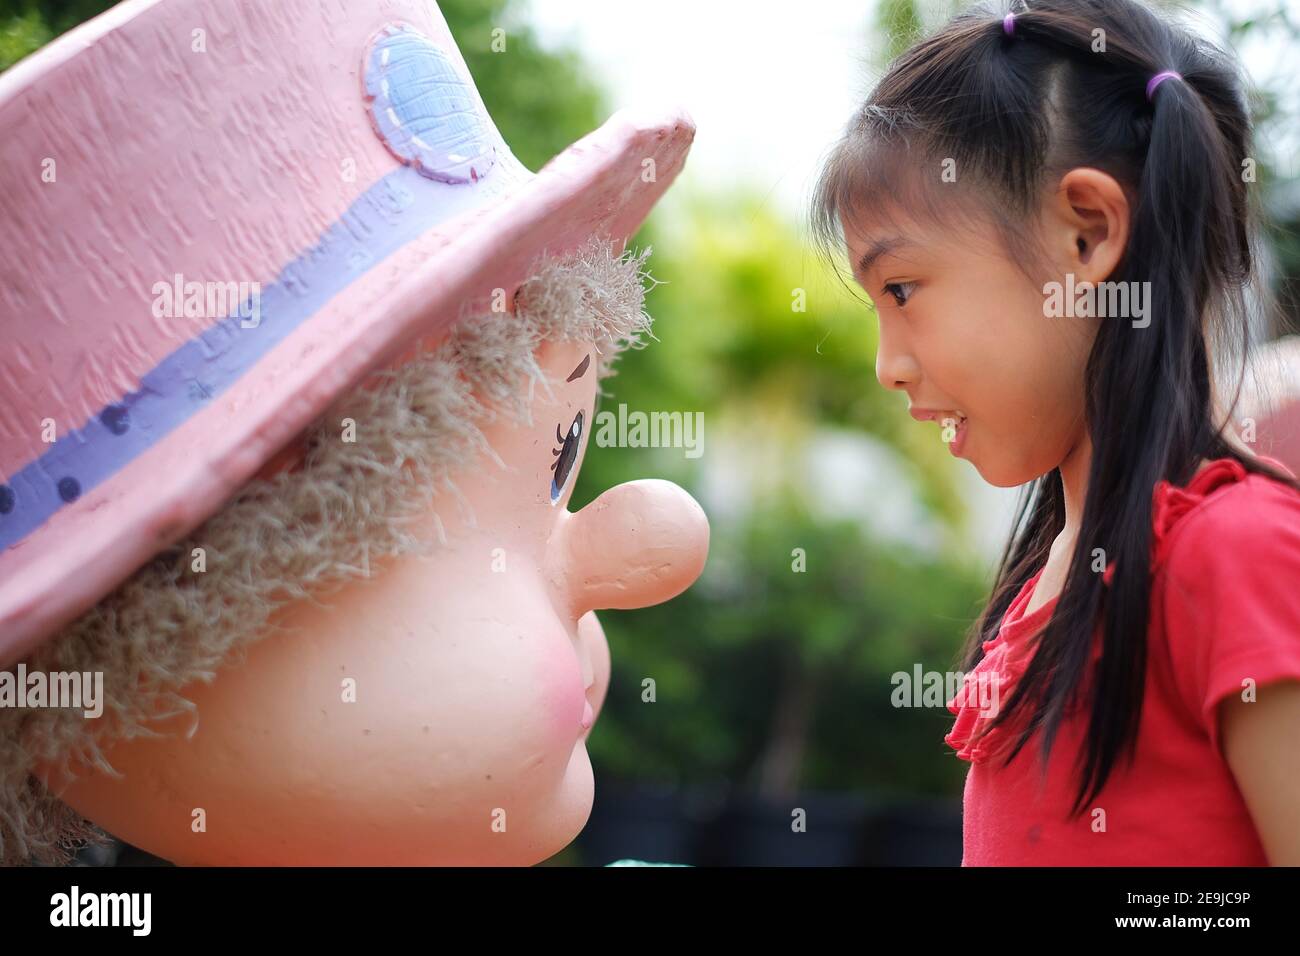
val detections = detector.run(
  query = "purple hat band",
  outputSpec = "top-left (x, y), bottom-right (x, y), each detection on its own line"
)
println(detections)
top-left (1147, 70), bottom-right (1182, 100)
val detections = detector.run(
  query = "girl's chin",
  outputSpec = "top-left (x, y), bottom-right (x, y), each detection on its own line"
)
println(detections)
top-left (966, 446), bottom-right (1041, 489)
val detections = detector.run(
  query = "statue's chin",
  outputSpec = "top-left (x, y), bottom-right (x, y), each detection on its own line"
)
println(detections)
top-left (41, 732), bottom-right (595, 866)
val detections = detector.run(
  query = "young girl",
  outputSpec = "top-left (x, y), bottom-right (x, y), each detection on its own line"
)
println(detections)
top-left (812, 0), bottom-right (1300, 865)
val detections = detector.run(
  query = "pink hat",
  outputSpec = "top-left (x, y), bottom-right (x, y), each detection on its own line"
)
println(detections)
top-left (0, 0), bottom-right (693, 668)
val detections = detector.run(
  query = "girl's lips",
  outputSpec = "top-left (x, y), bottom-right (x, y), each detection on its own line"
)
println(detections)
top-left (945, 416), bottom-right (969, 457)
top-left (908, 406), bottom-right (967, 423)
top-left (908, 406), bottom-right (969, 456)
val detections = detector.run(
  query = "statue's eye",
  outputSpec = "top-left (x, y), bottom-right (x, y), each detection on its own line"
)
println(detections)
top-left (549, 410), bottom-right (584, 504)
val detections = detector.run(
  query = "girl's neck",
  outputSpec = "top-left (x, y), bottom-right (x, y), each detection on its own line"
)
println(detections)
top-left (1058, 431), bottom-right (1093, 541)
top-left (1021, 435), bottom-right (1092, 618)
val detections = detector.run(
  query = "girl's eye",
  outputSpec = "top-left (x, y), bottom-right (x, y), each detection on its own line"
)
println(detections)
top-left (549, 410), bottom-right (584, 504)
top-left (882, 281), bottom-right (916, 307)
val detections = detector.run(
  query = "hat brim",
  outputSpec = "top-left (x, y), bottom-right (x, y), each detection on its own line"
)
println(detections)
top-left (0, 56), bottom-right (693, 666)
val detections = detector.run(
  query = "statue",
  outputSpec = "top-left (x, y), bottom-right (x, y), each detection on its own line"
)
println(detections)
top-left (0, 0), bottom-right (706, 866)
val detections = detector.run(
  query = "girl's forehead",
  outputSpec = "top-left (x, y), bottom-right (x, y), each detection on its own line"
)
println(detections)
top-left (841, 196), bottom-right (1007, 262)
top-left (840, 210), bottom-right (941, 268)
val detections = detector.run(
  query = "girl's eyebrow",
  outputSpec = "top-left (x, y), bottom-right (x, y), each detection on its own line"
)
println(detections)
top-left (566, 354), bottom-right (591, 382)
top-left (855, 237), bottom-right (912, 279)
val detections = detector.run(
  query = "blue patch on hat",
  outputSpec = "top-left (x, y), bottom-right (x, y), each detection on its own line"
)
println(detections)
top-left (364, 23), bottom-right (496, 184)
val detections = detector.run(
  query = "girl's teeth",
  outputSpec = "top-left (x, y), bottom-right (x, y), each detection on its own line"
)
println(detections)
top-left (941, 417), bottom-right (958, 442)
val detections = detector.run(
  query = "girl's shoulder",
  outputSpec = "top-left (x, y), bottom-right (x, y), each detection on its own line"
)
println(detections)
top-left (1153, 454), bottom-right (1300, 573)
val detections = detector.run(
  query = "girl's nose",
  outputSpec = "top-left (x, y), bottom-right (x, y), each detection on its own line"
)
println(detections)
top-left (874, 318), bottom-right (919, 392)
top-left (549, 479), bottom-right (709, 617)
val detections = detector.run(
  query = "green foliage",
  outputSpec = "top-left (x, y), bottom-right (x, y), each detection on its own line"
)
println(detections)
top-left (585, 497), bottom-right (983, 798)
top-left (0, 7), bottom-right (50, 70)
top-left (0, 1), bottom-right (113, 70)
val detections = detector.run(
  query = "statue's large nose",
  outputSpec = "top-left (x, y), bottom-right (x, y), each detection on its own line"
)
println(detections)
top-left (549, 479), bottom-right (709, 617)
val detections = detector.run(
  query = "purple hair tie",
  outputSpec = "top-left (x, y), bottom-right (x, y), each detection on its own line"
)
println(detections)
top-left (1146, 70), bottom-right (1182, 100)
top-left (1002, 12), bottom-right (1016, 36)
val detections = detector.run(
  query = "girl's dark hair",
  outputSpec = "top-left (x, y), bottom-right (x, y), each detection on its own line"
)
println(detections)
top-left (811, 0), bottom-right (1300, 815)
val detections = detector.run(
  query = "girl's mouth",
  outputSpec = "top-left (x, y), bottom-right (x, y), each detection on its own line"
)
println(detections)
top-left (940, 414), bottom-right (969, 456)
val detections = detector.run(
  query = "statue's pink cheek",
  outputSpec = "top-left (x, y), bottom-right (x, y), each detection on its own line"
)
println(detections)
top-left (528, 637), bottom-right (591, 748)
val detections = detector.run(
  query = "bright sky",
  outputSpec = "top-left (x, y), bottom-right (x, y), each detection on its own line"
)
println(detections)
top-left (528, 0), bottom-right (875, 216)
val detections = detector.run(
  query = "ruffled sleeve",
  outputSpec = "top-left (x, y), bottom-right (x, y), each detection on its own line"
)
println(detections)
top-left (1159, 458), bottom-right (1300, 756)
top-left (1152, 457), bottom-right (1249, 561)
top-left (1102, 457), bottom-right (1270, 582)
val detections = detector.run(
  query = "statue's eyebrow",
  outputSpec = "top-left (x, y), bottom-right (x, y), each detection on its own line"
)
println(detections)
top-left (566, 354), bottom-right (591, 382)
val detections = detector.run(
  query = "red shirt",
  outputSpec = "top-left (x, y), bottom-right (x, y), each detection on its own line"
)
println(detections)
top-left (946, 455), bottom-right (1300, 865)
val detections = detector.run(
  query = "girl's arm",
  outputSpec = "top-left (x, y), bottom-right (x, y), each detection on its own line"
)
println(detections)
top-left (1221, 680), bottom-right (1300, 865)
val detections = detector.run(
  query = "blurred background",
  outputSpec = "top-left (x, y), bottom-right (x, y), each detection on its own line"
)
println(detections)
top-left (5, 0), bottom-right (1297, 866)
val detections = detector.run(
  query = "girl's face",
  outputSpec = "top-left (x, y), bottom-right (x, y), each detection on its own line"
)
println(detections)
top-left (842, 204), bottom-right (1097, 488)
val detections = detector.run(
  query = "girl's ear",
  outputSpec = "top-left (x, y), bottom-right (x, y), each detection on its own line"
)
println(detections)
top-left (1049, 168), bottom-right (1130, 285)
